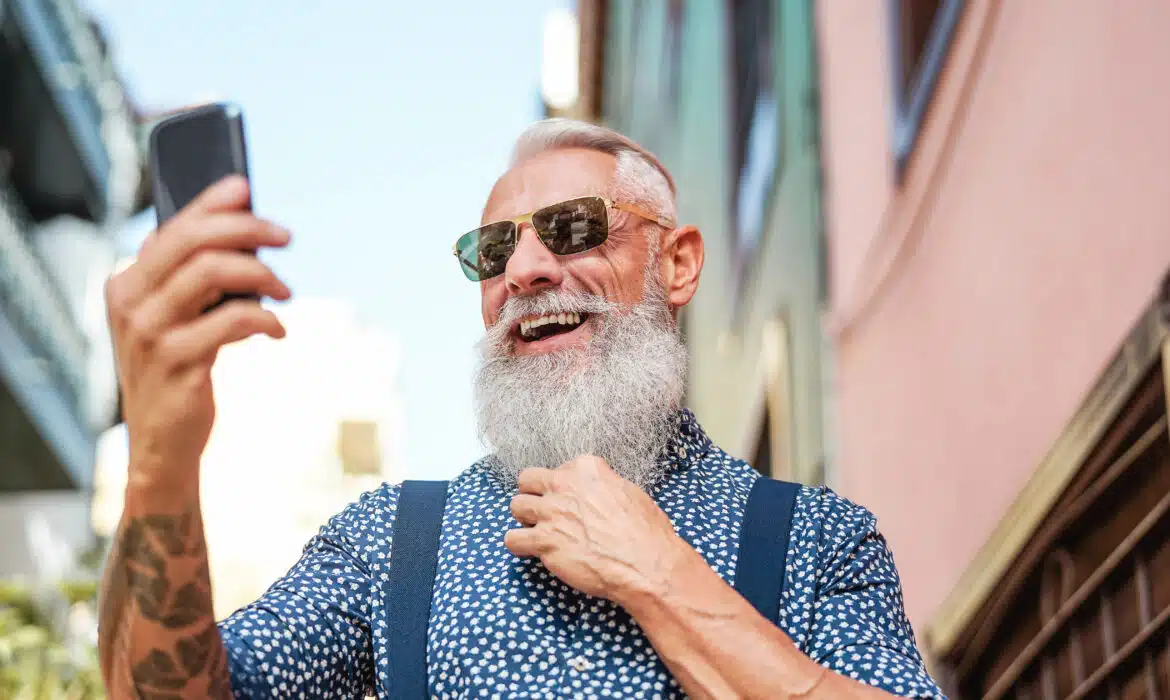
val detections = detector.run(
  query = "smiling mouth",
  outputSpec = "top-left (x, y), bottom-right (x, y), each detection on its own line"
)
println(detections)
top-left (516, 312), bottom-right (589, 342)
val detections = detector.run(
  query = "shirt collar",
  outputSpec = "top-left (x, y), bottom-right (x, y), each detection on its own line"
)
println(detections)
top-left (654, 408), bottom-right (713, 476)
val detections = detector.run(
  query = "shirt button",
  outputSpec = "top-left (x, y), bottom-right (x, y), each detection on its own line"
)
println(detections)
top-left (676, 446), bottom-right (687, 459)
top-left (569, 656), bottom-right (591, 672)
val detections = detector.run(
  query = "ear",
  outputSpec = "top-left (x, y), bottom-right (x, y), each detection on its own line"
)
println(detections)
top-left (657, 225), bottom-right (703, 307)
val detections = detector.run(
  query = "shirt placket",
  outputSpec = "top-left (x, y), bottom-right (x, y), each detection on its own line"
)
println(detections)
top-left (556, 591), bottom-right (604, 698)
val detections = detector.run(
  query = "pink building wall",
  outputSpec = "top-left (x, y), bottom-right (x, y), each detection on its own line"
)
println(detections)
top-left (817, 0), bottom-right (1170, 631)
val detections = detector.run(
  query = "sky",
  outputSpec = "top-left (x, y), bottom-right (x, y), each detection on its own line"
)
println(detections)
top-left (84, 0), bottom-right (570, 479)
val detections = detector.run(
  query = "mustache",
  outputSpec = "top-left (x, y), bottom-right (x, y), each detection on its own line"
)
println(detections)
top-left (480, 289), bottom-right (619, 350)
top-left (496, 288), bottom-right (618, 323)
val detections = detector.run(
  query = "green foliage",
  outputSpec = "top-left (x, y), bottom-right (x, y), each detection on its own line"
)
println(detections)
top-left (0, 579), bottom-right (105, 700)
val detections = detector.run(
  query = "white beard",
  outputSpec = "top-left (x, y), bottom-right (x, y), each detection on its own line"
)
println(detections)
top-left (473, 275), bottom-right (688, 489)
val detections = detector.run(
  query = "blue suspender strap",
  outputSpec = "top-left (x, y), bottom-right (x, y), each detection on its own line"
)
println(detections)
top-left (733, 477), bottom-right (800, 625)
top-left (385, 480), bottom-right (449, 699)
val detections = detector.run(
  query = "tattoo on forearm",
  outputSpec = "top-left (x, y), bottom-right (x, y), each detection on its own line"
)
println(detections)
top-left (130, 623), bottom-right (219, 694)
top-left (122, 512), bottom-right (211, 627)
top-left (101, 508), bottom-right (230, 698)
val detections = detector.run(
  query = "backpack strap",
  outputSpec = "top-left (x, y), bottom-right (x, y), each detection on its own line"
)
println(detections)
top-left (385, 480), bottom-right (449, 699)
top-left (733, 477), bottom-right (800, 626)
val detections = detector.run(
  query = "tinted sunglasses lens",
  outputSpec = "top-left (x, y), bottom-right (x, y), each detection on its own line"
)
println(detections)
top-left (455, 221), bottom-right (515, 281)
top-left (532, 196), bottom-right (608, 256)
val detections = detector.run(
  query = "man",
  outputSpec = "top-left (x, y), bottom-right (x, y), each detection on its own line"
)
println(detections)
top-left (98, 120), bottom-right (945, 698)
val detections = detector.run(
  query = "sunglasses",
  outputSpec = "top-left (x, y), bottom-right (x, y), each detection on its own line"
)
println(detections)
top-left (453, 196), bottom-right (675, 281)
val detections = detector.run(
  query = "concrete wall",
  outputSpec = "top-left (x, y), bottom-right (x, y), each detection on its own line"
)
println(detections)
top-left (817, 0), bottom-right (1170, 628)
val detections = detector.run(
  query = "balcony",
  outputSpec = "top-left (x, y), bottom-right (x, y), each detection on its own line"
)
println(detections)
top-left (2, 0), bottom-right (142, 223)
top-left (0, 185), bottom-right (96, 490)
top-left (0, 0), bottom-right (147, 491)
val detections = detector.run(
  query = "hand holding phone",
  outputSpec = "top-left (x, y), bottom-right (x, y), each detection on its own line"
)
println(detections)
top-left (104, 104), bottom-right (292, 480)
top-left (150, 102), bottom-right (259, 306)
top-left (100, 134), bottom-right (292, 698)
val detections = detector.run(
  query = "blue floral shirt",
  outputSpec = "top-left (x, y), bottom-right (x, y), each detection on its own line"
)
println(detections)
top-left (219, 411), bottom-right (944, 698)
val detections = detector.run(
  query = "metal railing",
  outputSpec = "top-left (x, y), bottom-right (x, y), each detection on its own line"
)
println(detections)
top-left (988, 421), bottom-right (1169, 699)
top-left (0, 183), bottom-right (89, 410)
top-left (951, 371), bottom-right (1170, 699)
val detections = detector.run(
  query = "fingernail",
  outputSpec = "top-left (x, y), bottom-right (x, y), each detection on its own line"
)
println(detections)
top-left (220, 174), bottom-right (248, 193)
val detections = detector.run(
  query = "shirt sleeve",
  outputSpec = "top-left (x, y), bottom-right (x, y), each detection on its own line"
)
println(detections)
top-left (217, 485), bottom-right (397, 698)
top-left (805, 489), bottom-right (946, 699)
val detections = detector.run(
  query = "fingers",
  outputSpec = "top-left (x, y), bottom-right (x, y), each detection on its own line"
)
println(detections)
top-left (510, 494), bottom-right (546, 526)
top-left (504, 526), bottom-right (549, 558)
top-left (517, 468), bottom-right (555, 495)
top-left (137, 251), bottom-right (290, 331)
top-left (154, 299), bottom-right (286, 369)
top-left (131, 174), bottom-right (255, 279)
top-left (507, 491), bottom-right (551, 557)
top-left (185, 174), bottom-right (252, 216)
top-left (130, 212), bottom-right (289, 294)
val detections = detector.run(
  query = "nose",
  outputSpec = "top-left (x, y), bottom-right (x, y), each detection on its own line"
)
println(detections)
top-left (504, 224), bottom-right (563, 294)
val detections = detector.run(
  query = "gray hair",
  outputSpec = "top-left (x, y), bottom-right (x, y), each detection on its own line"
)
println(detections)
top-left (510, 119), bottom-right (678, 234)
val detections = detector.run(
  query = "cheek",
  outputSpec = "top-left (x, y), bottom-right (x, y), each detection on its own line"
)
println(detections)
top-left (568, 256), bottom-right (646, 303)
top-left (481, 283), bottom-right (507, 324)
top-left (561, 261), bottom-right (615, 296)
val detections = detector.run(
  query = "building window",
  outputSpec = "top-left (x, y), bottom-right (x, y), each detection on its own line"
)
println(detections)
top-left (336, 420), bottom-right (382, 476)
top-left (727, 0), bottom-right (780, 266)
top-left (663, 0), bottom-right (686, 117)
top-left (889, 0), bottom-right (964, 174)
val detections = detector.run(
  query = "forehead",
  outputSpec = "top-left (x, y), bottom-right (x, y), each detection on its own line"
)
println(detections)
top-left (482, 148), bottom-right (617, 224)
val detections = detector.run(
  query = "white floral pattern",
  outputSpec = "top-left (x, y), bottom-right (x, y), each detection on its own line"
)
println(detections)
top-left (219, 410), bottom-right (944, 698)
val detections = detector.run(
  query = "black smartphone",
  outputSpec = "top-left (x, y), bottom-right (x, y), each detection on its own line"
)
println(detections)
top-left (149, 102), bottom-right (251, 222)
top-left (148, 102), bottom-right (257, 304)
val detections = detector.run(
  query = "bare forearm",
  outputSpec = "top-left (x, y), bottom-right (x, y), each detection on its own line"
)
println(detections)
top-left (98, 479), bottom-right (231, 698)
top-left (617, 544), bottom-right (894, 700)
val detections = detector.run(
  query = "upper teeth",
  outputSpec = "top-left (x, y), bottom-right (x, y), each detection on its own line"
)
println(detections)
top-left (521, 312), bottom-right (581, 335)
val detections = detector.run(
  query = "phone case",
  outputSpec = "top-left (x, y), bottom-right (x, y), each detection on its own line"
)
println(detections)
top-left (149, 102), bottom-right (251, 224)
top-left (148, 103), bottom-right (258, 307)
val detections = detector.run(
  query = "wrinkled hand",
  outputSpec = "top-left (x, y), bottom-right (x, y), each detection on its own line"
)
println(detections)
top-left (504, 455), bottom-right (691, 602)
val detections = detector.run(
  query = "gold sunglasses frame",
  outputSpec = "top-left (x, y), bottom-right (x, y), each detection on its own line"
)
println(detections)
top-left (452, 196), bottom-right (677, 278)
